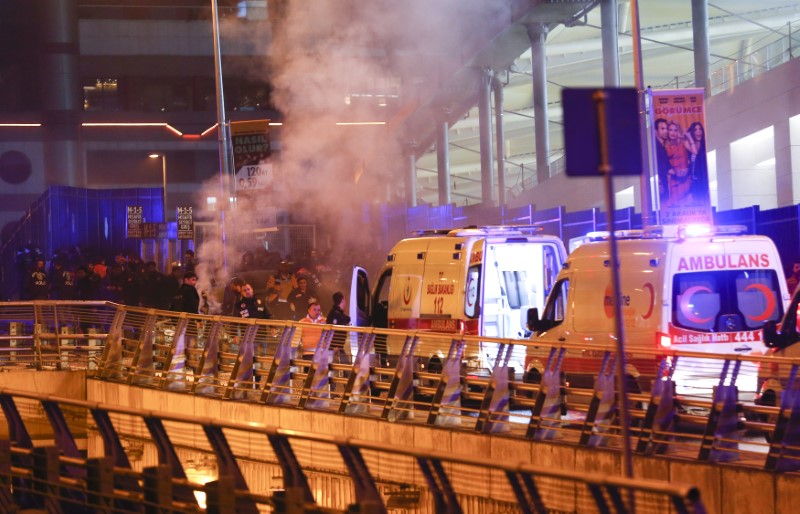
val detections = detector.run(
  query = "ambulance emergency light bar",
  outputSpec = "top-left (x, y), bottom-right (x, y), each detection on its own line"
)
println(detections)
top-left (569, 229), bottom-right (644, 251)
top-left (412, 225), bottom-right (545, 238)
top-left (642, 224), bottom-right (748, 240)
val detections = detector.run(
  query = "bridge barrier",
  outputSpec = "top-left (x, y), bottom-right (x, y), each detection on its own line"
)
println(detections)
top-left (0, 387), bottom-right (705, 513)
top-left (3, 301), bottom-right (800, 473)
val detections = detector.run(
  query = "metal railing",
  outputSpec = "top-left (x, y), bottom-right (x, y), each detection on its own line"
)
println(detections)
top-left (0, 387), bottom-right (705, 513)
top-left (3, 301), bottom-right (800, 474)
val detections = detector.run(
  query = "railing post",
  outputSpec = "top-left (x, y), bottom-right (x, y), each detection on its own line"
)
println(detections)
top-left (86, 456), bottom-right (114, 514)
top-left (527, 347), bottom-right (566, 441)
top-left (299, 329), bottom-right (334, 410)
top-left (427, 338), bottom-right (465, 426)
top-left (194, 320), bottom-right (223, 395)
top-left (339, 332), bottom-right (375, 415)
top-left (130, 313), bottom-right (157, 387)
top-left (0, 439), bottom-right (14, 512)
top-left (382, 335), bottom-right (419, 422)
top-left (143, 465), bottom-right (174, 514)
top-left (765, 364), bottom-right (800, 471)
top-left (163, 316), bottom-right (189, 391)
top-left (229, 322), bottom-right (258, 400)
top-left (263, 326), bottom-right (298, 405)
top-left (32, 446), bottom-right (61, 513)
top-left (579, 351), bottom-right (617, 448)
top-left (205, 475), bottom-right (236, 514)
top-left (476, 343), bottom-right (512, 433)
top-left (636, 360), bottom-right (676, 455)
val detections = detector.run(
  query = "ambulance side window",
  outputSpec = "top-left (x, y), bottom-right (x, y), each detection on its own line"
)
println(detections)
top-left (735, 270), bottom-right (782, 328)
top-left (673, 274), bottom-right (720, 332)
top-left (465, 265), bottom-right (481, 318)
top-left (543, 245), bottom-right (559, 299)
top-left (372, 270), bottom-right (392, 329)
top-left (541, 279), bottom-right (569, 326)
top-left (355, 271), bottom-right (370, 313)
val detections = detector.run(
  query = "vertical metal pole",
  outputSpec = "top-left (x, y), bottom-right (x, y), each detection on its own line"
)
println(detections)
top-left (437, 119), bottom-right (451, 205)
top-left (594, 90), bottom-right (635, 513)
top-left (631, 0), bottom-right (652, 227)
top-left (162, 155), bottom-right (168, 221)
top-left (526, 24), bottom-right (551, 184)
top-left (211, 0), bottom-right (230, 270)
top-left (692, 0), bottom-right (710, 94)
top-left (478, 69), bottom-right (495, 206)
top-left (493, 75), bottom-right (506, 207)
top-left (407, 148), bottom-right (418, 208)
top-left (601, 0), bottom-right (620, 87)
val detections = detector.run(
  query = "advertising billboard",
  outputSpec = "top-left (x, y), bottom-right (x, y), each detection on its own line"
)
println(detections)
top-left (648, 88), bottom-right (712, 225)
top-left (231, 120), bottom-right (272, 194)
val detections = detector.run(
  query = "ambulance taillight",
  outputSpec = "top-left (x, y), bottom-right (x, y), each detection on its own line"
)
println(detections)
top-left (657, 332), bottom-right (671, 348)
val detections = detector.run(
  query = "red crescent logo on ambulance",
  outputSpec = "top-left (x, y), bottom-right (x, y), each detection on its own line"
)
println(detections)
top-left (679, 286), bottom-right (714, 324)
top-left (642, 283), bottom-right (655, 319)
top-left (403, 277), bottom-right (412, 305)
top-left (744, 283), bottom-right (776, 321)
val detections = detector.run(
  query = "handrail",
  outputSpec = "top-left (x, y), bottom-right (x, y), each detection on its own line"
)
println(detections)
top-left (0, 386), bottom-right (704, 513)
top-left (3, 300), bottom-right (800, 473)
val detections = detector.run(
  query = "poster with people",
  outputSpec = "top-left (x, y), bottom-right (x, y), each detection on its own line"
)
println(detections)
top-left (648, 88), bottom-right (712, 225)
top-left (231, 119), bottom-right (273, 196)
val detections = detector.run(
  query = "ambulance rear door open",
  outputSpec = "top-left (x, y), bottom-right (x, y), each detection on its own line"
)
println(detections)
top-left (349, 264), bottom-right (371, 357)
top-left (479, 238), bottom-right (563, 339)
top-left (477, 237), bottom-right (564, 373)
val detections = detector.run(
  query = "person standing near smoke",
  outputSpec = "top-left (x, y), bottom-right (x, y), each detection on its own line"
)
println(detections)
top-left (326, 291), bottom-right (350, 364)
top-left (289, 275), bottom-right (318, 320)
top-left (237, 283), bottom-right (272, 320)
top-left (269, 262), bottom-right (297, 320)
top-left (325, 291), bottom-right (350, 326)
top-left (222, 277), bottom-right (245, 317)
top-left (171, 271), bottom-right (200, 313)
top-left (299, 301), bottom-right (325, 358)
top-left (182, 249), bottom-right (196, 274)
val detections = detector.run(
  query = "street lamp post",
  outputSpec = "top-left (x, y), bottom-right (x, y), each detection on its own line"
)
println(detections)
top-left (149, 153), bottom-right (167, 221)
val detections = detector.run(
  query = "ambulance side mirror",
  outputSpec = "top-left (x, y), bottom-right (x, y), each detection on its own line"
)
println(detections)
top-left (763, 320), bottom-right (780, 348)
top-left (526, 308), bottom-right (542, 332)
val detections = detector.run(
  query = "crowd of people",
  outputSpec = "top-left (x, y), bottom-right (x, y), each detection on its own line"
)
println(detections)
top-left (17, 245), bottom-right (191, 308)
top-left (16, 244), bottom-right (377, 330)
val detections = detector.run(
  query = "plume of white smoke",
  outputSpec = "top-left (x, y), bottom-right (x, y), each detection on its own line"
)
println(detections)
top-left (191, 0), bottom-right (510, 307)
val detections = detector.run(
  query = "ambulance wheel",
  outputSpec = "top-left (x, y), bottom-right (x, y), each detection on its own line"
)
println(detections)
top-left (754, 390), bottom-right (777, 427)
top-left (524, 368), bottom-right (541, 384)
top-left (522, 368), bottom-right (541, 400)
top-left (427, 356), bottom-right (443, 374)
top-left (425, 356), bottom-right (443, 389)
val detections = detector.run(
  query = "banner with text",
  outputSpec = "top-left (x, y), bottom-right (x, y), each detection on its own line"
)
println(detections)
top-left (177, 206), bottom-right (194, 240)
top-left (126, 206), bottom-right (143, 238)
top-left (231, 120), bottom-right (272, 195)
top-left (648, 88), bottom-right (712, 225)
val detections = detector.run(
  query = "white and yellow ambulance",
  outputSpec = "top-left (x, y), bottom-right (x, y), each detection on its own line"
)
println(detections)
top-left (527, 224), bottom-right (790, 395)
top-left (350, 225), bottom-right (567, 374)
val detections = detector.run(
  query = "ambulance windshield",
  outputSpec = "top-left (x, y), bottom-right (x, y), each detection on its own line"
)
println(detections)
top-left (672, 269), bottom-right (783, 332)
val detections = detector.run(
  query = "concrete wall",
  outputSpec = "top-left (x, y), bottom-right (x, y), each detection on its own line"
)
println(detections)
top-left (0, 370), bottom-right (86, 439)
top-left (86, 379), bottom-right (800, 514)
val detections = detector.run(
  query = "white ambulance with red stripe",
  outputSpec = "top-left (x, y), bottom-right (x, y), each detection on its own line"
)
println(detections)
top-left (527, 224), bottom-right (789, 395)
top-left (350, 225), bottom-right (567, 374)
